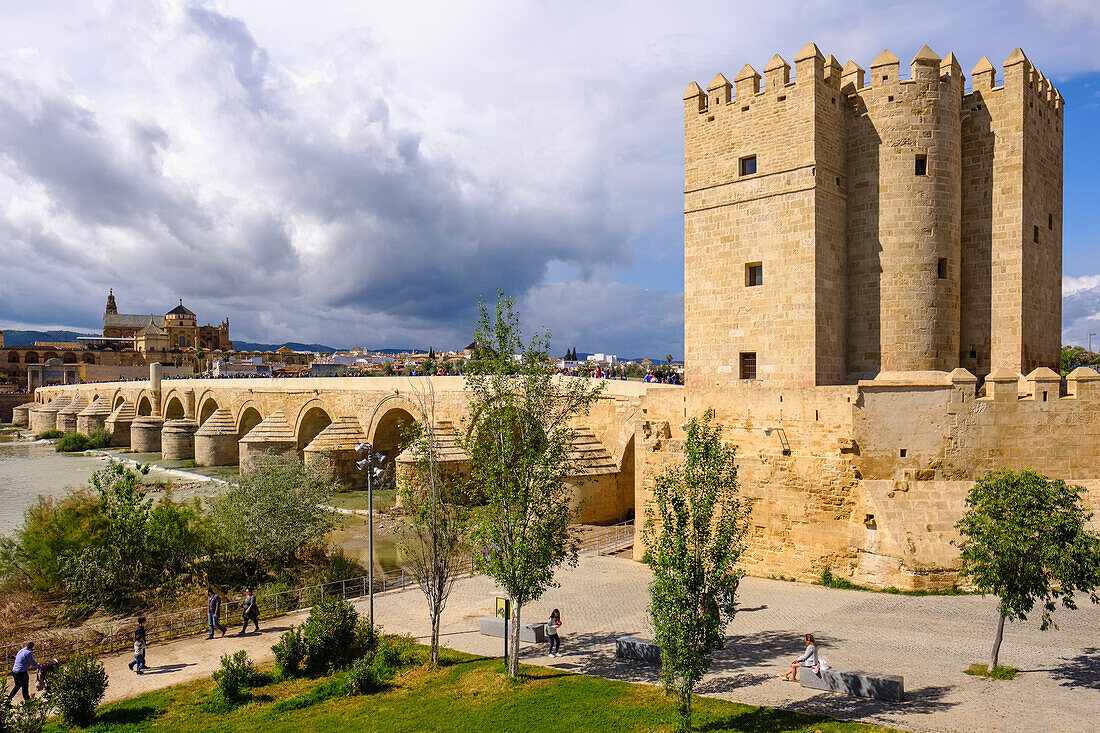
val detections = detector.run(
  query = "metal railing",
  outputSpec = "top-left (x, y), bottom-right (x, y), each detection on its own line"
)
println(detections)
top-left (0, 520), bottom-right (633, 666)
top-left (0, 570), bottom-right (422, 668)
top-left (577, 519), bottom-right (635, 555)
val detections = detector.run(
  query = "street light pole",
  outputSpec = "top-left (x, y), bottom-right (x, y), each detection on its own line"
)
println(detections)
top-left (1090, 333), bottom-right (1096, 353)
top-left (367, 443), bottom-right (374, 626)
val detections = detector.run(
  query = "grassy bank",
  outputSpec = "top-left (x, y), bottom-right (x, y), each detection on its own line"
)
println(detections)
top-left (46, 648), bottom-right (898, 733)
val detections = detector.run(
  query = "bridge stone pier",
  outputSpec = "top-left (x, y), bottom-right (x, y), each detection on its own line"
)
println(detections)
top-left (33, 373), bottom-right (652, 524)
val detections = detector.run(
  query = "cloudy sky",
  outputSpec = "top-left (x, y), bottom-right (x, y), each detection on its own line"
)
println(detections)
top-left (2, 1), bottom-right (1100, 357)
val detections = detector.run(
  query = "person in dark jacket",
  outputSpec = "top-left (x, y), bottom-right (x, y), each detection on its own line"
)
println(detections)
top-left (206, 590), bottom-right (227, 639)
top-left (239, 589), bottom-right (259, 634)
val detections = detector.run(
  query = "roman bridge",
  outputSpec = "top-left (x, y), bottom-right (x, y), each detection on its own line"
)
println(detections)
top-left (18, 368), bottom-right (682, 526)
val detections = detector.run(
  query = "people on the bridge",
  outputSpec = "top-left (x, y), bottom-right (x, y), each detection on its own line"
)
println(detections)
top-left (240, 589), bottom-right (260, 635)
top-left (128, 616), bottom-right (147, 673)
top-left (547, 608), bottom-right (562, 657)
top-left (780, 633), bottom-right (818, 681)
top-left (7, 641), bottom-right (39, 702)
top-left (206, 589), bottom-right (227, 639)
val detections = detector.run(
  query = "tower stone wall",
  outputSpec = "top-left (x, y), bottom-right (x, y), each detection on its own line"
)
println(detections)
top-left (684, 45), bottom-right (1062, 388)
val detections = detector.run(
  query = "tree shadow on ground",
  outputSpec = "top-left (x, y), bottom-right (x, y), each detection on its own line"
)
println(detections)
top-left (142, 663), bottom-right (195, 675)
top-left (1048, 647), bottom-right (1100, 689)
top-left (696, 705), bottom-right (833, 733)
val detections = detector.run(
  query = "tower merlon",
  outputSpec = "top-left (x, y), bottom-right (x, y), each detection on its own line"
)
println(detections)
top-left (824, 54), bottom-right (843, 87)
top-left (794, 42), bottom-right (825, 82)
top-left (870, 49), bottom-right (900, 86)
top-left (707, 73), bottom-right (732, 105)
top-left (841, 60), bottom-right (865, 92)
top-left (762, 54), bottom-right (791, 90)
top-left (910, 44), bottom-right (941, 81)
top-left (734, 64), bottom-right (761, 98)
top-left (683, 80), bottom-right (705, 113)
top-left (971, 56), bottom-right (996, 89)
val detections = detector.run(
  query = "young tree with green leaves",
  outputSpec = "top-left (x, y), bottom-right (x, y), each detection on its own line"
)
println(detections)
top-left (645, 409), bottom-right (749, 732)
top-left (463, 292), bottom-right (603, 677)
top-left (396, 382), bottom-right (470, 665)
top-left (956, 468), bottom-right (1100, 671)
top-left (208, 454), bottom-right (338, 576)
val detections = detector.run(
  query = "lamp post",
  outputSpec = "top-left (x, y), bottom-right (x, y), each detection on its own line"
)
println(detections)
top-left (1090, 333), bottom-right (1096, 353)
top-left (355, 443), bottom-right (385, 626)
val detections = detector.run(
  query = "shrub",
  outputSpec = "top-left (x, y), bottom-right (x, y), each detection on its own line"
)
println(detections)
top-left (300, 598), bottom-right (359, 674)
top-left (342, 656), bottom-right (385, 696)
top-left (212, 650), bottom-right (257, 703)
top-left (56, 433), bottom-right (91, 453)
top-left (87, 428), bottom-right (112, 449)
top-left (34, 429), bottom-right (63, 440)
top-left (272, 626), bottom-right (306, 678)
top-left (3, 696), bottom-right (50, 733)
top-left (51, 654), bottom-right (108, 726)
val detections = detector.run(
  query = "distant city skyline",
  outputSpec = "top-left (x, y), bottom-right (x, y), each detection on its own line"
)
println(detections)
top-left (2, 2), bottom-right (1100, 357)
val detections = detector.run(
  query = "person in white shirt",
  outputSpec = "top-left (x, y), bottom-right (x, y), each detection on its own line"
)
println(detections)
top-left (780, 633), bottom-right (818, 681)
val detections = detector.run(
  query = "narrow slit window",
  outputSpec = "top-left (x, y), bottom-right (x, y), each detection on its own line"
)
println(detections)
top-left (745, 262), bottom-right (763, 287)
top-left (739, 155), bottom-right (757, 176)
top-left (1034, 225), bottom-right (1040, 243)
top-left (739, 352), bottom-right (757, 380)
top-left (937, 258), bottom-right (947, 279)
top-left (914, 154), bottom-right (927, 176)
top-left (1049, 213), bottom-right (1054, 230)
top-left (899, 449), bottom-right (907, 458)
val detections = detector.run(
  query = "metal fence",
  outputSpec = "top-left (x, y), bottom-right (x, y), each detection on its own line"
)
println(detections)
top-left (577, 518), bottom-right (635, 556)
top-left (0, 520), bottom-right (633, 667)
top-left (0, 569), bottom-right (423, 668)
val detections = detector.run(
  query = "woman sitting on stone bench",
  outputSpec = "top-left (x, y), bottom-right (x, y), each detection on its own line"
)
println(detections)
top-left (780, 633), bottom-right (818, 681)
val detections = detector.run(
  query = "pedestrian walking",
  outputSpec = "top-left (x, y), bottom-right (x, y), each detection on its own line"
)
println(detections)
top-left (547, 608), bottom-right (562, 657)
top-left (206, 589), bottom-right (227, 639)
top-left (128, 617), bottom-right (147, 674)
top-left (7, 642), bottom-right (39, 702)
top-left (240, 588), bottom-right (260, 635)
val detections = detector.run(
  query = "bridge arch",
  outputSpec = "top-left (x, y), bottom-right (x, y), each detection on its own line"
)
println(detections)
top-left (113, 392), bottom-right (126, 409)
top-left (164, 395), bottom-right (185, 420)
top-left (136, 393), bottom-right (153, 416)
top-left (236, 402), bottom-right (263, 440)
top-left (197, 393), bottom-right (220, 426)
top-left (295, 400), bottom-right (333, 451)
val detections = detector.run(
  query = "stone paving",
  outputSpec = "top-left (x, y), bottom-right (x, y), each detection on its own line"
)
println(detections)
top-left (95, 554), bottom-right (1099, 732)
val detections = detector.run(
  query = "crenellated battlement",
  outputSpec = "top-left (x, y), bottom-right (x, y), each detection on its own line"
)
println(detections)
top-left (685, 44), bottom-right (1061, 115)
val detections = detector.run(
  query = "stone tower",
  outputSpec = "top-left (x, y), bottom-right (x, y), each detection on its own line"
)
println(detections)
top-left (105, 289), bottom-right (117, 315)
top-left (683, 44), bottom-right (1062, 388)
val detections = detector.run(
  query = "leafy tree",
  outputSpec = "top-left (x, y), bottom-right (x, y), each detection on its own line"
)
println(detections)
top-left (462, 293), bottom-right (603, 677)
top-left (956, 468), bottom-right (1100, 670)
top-left (1060, 344), bottom-right (1100, 376)
top-left (0, 490), bottom-right (106, 595)
top-left (207, 454), bottom-right (338, 575)
top-left (645, 409), bottom-right (749, 732)
top-left (396, 383), bottom-right (470, 665)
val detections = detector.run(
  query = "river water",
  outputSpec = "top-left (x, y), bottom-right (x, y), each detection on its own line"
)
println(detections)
top-left (0, 429), bottom-right (402, 572)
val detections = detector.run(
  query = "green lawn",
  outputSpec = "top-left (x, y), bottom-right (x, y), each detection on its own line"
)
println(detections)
top-left (47, 649), bottom-right (899, 733)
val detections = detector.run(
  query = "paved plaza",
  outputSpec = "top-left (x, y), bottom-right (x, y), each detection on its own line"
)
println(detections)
top-left (98, 553), bottom-right (1099, 732)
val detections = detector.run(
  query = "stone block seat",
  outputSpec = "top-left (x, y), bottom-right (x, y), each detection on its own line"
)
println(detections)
top-left (615, 636), bottom-right (661, 664)
top-left (798, 665), bottom-right (903, 701)
top-left (478, 616), bottom-right (547, 643)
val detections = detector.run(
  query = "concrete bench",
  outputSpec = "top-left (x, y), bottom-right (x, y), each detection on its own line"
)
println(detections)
top-left (615, 636), bottom-right (661, 664)
top-left (798, 665), bottom-right (903, 702)
top-left (478, 616), bottom-right (547, 643)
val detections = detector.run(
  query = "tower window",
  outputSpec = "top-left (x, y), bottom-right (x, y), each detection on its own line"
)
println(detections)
top-left (739, 352), bottom-right (757, 380)
top-left (745, 262), bottom-right (763, 287)
top-left (739, 155), bottom-right (757, 176)
top-left (937, 258), bottom-right (947, 279)
top-left (914, 155), bottom-right (927, 176)
top-left (1049, 213), bottom-right (1054, 230)
top-left (1034, 225), bottom-right (1040, 243)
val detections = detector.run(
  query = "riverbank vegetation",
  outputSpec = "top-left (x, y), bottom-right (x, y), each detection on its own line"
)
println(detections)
top-left (0, 456), bottom-right (360, 635)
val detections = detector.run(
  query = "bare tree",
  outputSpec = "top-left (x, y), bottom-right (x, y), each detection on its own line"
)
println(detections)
top-left (395, 381), bottom-right (470, 665)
